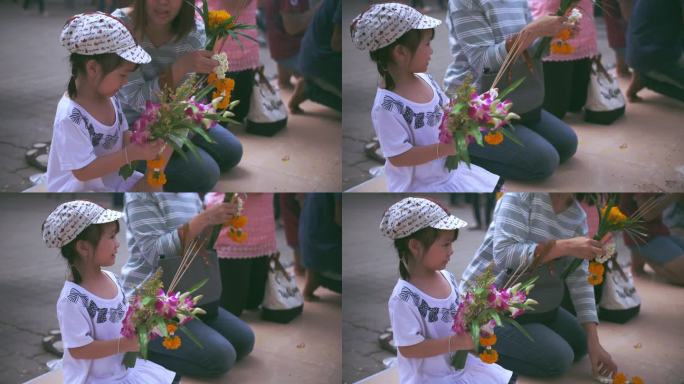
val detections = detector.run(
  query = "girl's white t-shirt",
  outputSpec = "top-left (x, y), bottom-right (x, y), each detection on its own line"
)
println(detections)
top-left (47, 94), bottom-right (143, 192)
top-left (371, 73), bottom-right (499, 192)
top-left (56, 270), bottom-right (175, 384)
top-left (388, 270), bottom-right (512, 384)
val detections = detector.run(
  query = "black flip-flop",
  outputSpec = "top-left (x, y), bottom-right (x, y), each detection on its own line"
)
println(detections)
top-left (25, 141), bottom-right (50, 171)
top-left (42, 329), bottom-right (63, 357)
top-left (364, 138), bottom-right (385, 163)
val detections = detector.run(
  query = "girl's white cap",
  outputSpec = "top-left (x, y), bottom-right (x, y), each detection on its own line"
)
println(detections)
top-left (350, 2), bottom-right (441, 52)
top-left (42, 200), bottom-right (123, 248)
top-left (380, 197), bottom-right (467, 240)
top-left (60, 12), bottom-right (151, 64)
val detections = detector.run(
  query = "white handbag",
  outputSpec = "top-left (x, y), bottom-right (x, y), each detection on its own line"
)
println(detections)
top-left (261, 253), bottom-right (303, 323)
top-left (245, 66), bottom-right (288, 136)
top-left (597, 256), bottom-right (641, 323)
top-left (584, 56), bottom-right (626, 125)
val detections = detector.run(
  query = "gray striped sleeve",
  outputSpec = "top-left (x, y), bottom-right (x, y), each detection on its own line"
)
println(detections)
top-left (124, 194), bottom-right (182, 265)
top-left (565, 220), bottom-right (599, 324)
top-left (491, 193), bottom-right (538, 271)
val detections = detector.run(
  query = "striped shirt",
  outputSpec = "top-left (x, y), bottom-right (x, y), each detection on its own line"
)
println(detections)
top-left (444, 0), bottom-right (535, 94)
top-left (460, 193), bottom-right (599, 324)
top-left (112, 8), bottom-right (206, 124)
top-left (121, 193), bottom-right (204, 295)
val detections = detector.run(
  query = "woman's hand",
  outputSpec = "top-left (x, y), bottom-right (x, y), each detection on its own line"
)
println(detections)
top-left (175, 50), bottom-right (220, 75)
top-left (524, 14), bottom-right (572, 39)
top-left (201, 200), bottom-right (239, 226)
top-left (588, 339), bottom-right (617, 379)
top-left (555, 237), bottom-right (605, 261)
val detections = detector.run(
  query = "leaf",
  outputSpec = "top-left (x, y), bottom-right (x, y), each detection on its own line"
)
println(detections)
top-left (157, 319), bottom-right (169, 338)
top-left (491, 312), bottom-right (502, 327)
top-left (470, 322), bottom-right (480, 349)
top-left (180, 326), bottom-right (204, 348)
top-left (498, 76), bottom-right (526, 99)
top-left (119, 163), bottom-right (135, 180)
top-left (502, 127), bottom-right (523, 146)
top-left (187, 278), bottom-right (209, 294)
top-left (122, 351), bottom-right (138, 368)
top-left (142, 296), bottom-right (154, 306)
top-left (503, 317), bottom-right (534, 342)
top-left (138, 326), bottom-right (149, 359)
top-left (445, 155), bottom-right (460, 171)
top-left (452, 350), bottom-right (469, 370)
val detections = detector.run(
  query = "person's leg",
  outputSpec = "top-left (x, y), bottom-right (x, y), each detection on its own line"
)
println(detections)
top-left (602, 0), bottom-right (630, 77)
top-left (485, 193), bottom-right (495, 227)
top-left (468, 123), bottom-right (561, 181)
top-left (526, 110), bottom-right (578, 164)
top-left (193, 124), bottom-right (243, 173)
top-left (304, 268), bottom-right (322, 301)
top-left (219, 258), bottom-right (251, 317)
top-left (569, 58), bottom-right (592, 113)
top-left (546, 307), bottom-right (588, 361)
top-left (470, 194), bottom-right (482, 229)
top-left (632, 236), bottom-right (684, 285)
top-left (641, 58), bottom-right (684, 103)
top-left (542, 60), bottom-right (574, 119)
top-left (305, 77), bottom-right (342, 112)
top-left (246, 255), bottom-right (270, 310)
top-left (202, 307), bottom-right (255, 361)
top-left (495, 320), bottom-right (576, 377)
top-left (163, 147), bottom-right (219, 193)
top-left (147, 315), bottom-right (237, 377)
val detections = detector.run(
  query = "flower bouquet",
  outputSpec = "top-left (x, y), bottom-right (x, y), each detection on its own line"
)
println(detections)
top-left (533, 4), bottom-right (584, 59)
top-left (560, 194), bottom-right (659, 284)
top-left (451, 265), bottom-right (538, 369)
top-left (439, 75), bottom-right (524, 170)
top-left (189, 0), bottom-right (257, 52)
top-left (120, 269), bottom-right (207, 368)
top-left (119, 77), bottom-right (240, 187)
top-left (206, 193), bottom-right (248, 247)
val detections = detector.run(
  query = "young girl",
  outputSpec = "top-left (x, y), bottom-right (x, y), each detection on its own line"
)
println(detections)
top-left (380, 197), bottom-right (515, 383)
top-left (47, 12), bottom-right (171, 192)
top-left (42, 200), bottom-right (177, 383)
top-left (350, 3), bottom-right (499, 192)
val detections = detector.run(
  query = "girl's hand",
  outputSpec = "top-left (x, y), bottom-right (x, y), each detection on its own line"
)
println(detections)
top-left (588, 340), bottom-right (617, 379)
top-left (439, 143), bottom-right (456, 157)
top-left (127, 140), bottom-right (165, 161)
top-left (201, 200), bottom-right (239, 225)
top-left (119, 336), bottom-right (140, 353)
top-left (452, 333), bottom-right (475, 351)
top-left (176, 50), bottom-right (220, 75)
top-left (558, 237), bottom-right (605, 260)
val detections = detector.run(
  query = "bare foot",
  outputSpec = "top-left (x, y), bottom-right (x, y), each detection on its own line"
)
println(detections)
top-left (626, 72), bottom-right (644, 102)
top-left (617, 65), bottom-right (632, 78)
top-left (303, 292), bottom-right (320, 302)
top-left (288, 79), bottom-right (308, 114)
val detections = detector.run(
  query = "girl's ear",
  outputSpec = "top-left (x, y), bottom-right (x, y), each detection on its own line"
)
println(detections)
top-left (75, 239), bottom-right (93, 259)
top-left (407, 238), bottom-right (423, 258)
top-left (391, 44), bottom-right (408, 64)
top-left (85, 59), bottom-right (102, 79)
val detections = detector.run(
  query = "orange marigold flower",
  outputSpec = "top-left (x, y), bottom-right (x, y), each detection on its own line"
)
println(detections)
top-left (147, 171), bottom-right (167, 187)
top-left (587, 273), bottom-right (603, 286)
top-left (556, 28), bottom-right (572, 40)
top-left (612, 372), bottom-right (627, 384)
top-left (228, 228), bottom-right (248, 243)
top-left (479, 333), bottom-right (497, 347)
top-left (484, 131), bottom-right (504, 145)
top-left (230, 215), bottom-right (248, 228)
top-left (207, 10), bottom-right (232, 30)
top-left (166, 323), bottom-right (177, 335)
top-left (147, 156), bottom-right (165, 169)
top-left (162, 335), bottom-right (182, 350)
top-left (479, 349), bottom-right (499, 364)
top-left (631, 376), bottom-right (644, 384)
top-left (601, 206), bottom-right (628, 225)
top-left (588, 261), bottom-right (605, 275)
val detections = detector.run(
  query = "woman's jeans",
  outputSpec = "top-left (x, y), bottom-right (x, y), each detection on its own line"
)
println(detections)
top-left (468, 108), bottom-right (578, 181)
top-left (164, 124), bottom-right (243, 193)
top-left (494, 307), bottom-right (588, 377)
top-left (148, 307), bottom-right (255, 378)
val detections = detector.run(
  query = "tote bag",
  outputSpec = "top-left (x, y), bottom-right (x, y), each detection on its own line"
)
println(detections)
top-left (584, 56), bottom-right (626, 125)
top-left (245, 66), bottom-right (288, 136)
top-left (595, 257), bottom-right (641, 324)
top-left (261, 253), bottom-right (304, 323)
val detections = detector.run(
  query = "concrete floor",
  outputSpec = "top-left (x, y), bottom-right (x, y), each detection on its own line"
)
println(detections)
top-left (0, 193), bottom-right (341, 384)
top-left (342, 0), bottom-right (684, 192)
top-left (0, 1), bottom-right (341, 192)
top-left (341, 193), bottom-right (684, 384)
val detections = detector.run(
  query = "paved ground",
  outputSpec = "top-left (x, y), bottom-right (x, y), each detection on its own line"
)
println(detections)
top-left (0, 193), bottom-right (330, 384)
top-left (0, 1), bottom-right (341, 192)
top-left (342, 1), bottom-right (684, 191)
top-left (341, 193), bottom-right (684, 384)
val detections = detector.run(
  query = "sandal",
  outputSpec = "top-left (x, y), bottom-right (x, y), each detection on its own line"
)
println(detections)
top-left (42, 329), bottom-right (63, 357)
top-left (364, 138), bottom-right (385, 163)
top-left (378, 331), bottom-right (397, 354)
top-left (25, 141), bottom-right (50, 171)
